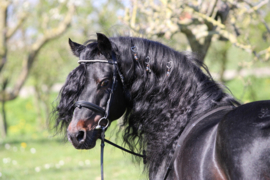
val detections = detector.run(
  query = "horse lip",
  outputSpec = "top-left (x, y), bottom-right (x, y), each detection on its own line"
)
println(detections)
top-left (68, 136), bottom-right (72, 143)
top-left (74, 143), bottom-right (96, 150)
top-left (71, 139), bottom-right (96, 150)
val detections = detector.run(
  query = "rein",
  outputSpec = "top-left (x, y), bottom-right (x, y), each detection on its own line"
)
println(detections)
top-left (103, 139), bottom-right (146, 162)
top-left (75, 53), bottom-right (145, 180)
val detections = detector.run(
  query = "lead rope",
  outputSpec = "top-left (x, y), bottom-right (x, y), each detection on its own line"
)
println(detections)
top-left (99, 128), bottom-right (146, 180)
top-left (100, 52), bottom-right (117, 180)
top-left (100, 127), bottom-right (106, 180)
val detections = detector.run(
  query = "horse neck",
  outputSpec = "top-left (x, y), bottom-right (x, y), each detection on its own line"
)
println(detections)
top-left (114, 38), bottom-right (235, 173)
top-left (123, 61), bottom-right (229, 168)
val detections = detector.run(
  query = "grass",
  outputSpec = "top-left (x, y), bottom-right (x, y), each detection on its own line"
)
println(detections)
top-left (0, 123), bottom-right (144, 180)
top-left (1, 96), bottom-right (144, 180)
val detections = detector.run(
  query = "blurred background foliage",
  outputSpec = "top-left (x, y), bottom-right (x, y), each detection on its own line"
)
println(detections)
top-left (0, 0), bottom-right (269, 179)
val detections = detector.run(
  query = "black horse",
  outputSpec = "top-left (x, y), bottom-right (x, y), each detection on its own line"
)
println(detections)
top-left (53, 33), bottom-right (270, 180)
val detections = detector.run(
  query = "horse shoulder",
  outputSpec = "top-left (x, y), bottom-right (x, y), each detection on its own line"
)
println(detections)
top-left (174, 108), bottom-right (231, 180)
top-left (216, 100), bottom-right (270, 180)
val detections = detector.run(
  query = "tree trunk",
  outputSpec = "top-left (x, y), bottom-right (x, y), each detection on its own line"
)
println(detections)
top-left (0, 1), bottom-right (8, 72)
top-left (0, 79), bottom-right (8, 138)
top-left (0, 100), bottom-right (7, 138)
top-left (185, 33), bottom-right (213, 61)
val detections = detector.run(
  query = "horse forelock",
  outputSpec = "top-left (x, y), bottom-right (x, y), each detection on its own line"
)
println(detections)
top-left (52, 64), bottom-right (87, 135)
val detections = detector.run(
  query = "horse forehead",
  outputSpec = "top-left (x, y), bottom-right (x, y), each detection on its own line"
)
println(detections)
top-left (80, 46), bottom-right (95, 59)
top-left (86, 63), bottom-right (113, 79)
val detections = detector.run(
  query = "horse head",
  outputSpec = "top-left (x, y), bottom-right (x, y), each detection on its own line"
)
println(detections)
top-left (64, 33), bottom-right (127, 149)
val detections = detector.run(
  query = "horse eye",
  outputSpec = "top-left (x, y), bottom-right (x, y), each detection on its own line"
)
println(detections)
top-left (100, 79), bottom-right (109, 87)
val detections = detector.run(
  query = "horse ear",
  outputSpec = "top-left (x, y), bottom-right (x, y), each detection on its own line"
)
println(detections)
top-left (69, 38), bottom-right (85, 57)
top-left (96, 33), bottom-right (112, 56)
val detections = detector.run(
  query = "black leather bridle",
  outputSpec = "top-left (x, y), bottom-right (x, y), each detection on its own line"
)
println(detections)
top-left (75, 54), bottom-right (120, 130)
top-left (74, 52), bottom-right (145, 180)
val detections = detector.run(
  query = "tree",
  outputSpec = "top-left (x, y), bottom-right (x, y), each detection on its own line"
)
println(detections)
top-left (0, 0), bottom-right (75, 137)
top-left (122, 0), bottom-right (270, 62)
top-left (30, 0), bottom-right (124, 130)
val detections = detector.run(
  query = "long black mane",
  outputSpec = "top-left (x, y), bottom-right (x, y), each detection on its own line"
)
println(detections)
top-left (53, 36), bottom-right (240, 173)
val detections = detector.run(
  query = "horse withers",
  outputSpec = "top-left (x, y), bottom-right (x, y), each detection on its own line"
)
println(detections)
top-left (53, 33), bottom-right (270, 180)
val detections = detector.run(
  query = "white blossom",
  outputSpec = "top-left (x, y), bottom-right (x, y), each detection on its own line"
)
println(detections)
top-left (30, 148), bottom-right (36, 154)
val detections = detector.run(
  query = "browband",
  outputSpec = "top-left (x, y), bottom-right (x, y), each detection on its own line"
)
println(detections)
top-left (78, 60), bottom-right (117, 64)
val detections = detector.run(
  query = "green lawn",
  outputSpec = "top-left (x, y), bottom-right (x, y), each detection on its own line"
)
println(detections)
top-left (1, 96), bottom-right (144, 180)
top-left (0, 127), bottom-right (144, 180)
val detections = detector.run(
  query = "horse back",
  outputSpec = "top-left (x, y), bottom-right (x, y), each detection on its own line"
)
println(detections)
top-left (217, 100), bottom-right (270, 180)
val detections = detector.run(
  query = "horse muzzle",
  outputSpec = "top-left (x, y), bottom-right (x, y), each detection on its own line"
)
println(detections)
top-left (67, 129), bottom-right (99, 149)
top-left (67, 116), bottom-right (110, 149)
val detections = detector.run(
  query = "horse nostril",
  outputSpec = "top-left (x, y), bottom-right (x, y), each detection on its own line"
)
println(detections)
top-left (76, 130), bottom-right (86, 143)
